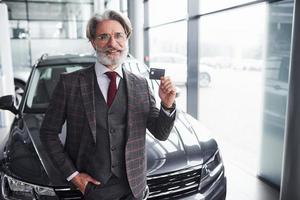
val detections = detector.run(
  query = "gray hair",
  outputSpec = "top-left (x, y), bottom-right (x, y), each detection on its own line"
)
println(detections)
top-left (86, 10), bottom-right (132, 41)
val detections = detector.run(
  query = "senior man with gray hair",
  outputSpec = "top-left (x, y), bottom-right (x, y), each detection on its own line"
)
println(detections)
top-left (40, 9), bottom-right (176, 200)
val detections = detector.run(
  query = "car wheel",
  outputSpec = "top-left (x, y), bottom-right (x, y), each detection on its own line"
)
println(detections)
top-left (199, 72), bottom-right (211, 87)
top-left (14, 79), bottom-right (25, 106)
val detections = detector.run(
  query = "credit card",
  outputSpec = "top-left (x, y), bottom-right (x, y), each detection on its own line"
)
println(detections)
top-left (149, 68), bottom-right (165, 80)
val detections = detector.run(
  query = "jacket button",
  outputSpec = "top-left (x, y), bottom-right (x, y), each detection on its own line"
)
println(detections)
top-left (110, 129), bottom-right (115, 133)
top-left (111, 147), bottom-right (116, 151)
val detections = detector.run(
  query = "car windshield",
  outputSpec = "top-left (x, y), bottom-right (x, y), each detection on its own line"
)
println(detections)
top-left (24, 60), bottom-right (159, 113)
top-left (25, 64), bottom-right (87, 112)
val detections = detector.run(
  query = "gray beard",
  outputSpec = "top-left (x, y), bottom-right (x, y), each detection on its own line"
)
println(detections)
top-left (96, 47), bottom-right (128, 67)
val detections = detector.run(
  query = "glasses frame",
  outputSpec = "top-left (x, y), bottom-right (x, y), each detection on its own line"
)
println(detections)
top-left (95, 32), bottom-right (127, 43)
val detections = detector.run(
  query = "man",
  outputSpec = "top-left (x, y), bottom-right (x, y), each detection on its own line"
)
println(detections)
top-left (40, 10), bottom-right (176, 200)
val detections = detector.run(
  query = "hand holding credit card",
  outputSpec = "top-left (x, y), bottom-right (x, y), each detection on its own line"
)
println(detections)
top-left (149, 68), bottom-right (165, 80)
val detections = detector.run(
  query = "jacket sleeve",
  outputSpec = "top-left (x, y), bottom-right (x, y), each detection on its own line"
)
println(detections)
top-left (146, 82), bottom-right (176, 141)
top-left (40, 75), bottom-right (77, 180)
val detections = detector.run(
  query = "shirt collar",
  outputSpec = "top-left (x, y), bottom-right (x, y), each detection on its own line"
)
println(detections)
top-left (95, 59), bottom-right (123, 79)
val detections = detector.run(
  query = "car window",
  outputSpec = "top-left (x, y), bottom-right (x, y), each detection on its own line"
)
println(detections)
top-left (25, 64), bottom-right (85, 112)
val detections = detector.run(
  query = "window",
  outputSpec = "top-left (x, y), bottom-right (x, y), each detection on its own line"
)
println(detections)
top-left (148, 21), bottom-right (187, 110)
top-left (27, 2), bottom-right (92, 21)
top-left (198, 2), bottom-right (268, 178)
top-left (259, 0), bottom-right (294, 186)
top-left (196, 0), bottom-right (294, 187)
top-left (26, 65), bottom-right (85, 111)
top-left (3, 0), bottom-right (94, 69)
top-left (198, 0), bottom-right (259, 14)
top-left (5, 2), bottom-right (27, 20)
top-left (148, 0), bottom-right (187, 26)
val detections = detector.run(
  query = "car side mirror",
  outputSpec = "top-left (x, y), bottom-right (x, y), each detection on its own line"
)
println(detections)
top-left (0, 95), bottom-right (18, 114)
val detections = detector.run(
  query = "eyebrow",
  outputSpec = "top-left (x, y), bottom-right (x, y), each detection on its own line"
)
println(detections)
top-left (97, 32), bottom-right (125, 35)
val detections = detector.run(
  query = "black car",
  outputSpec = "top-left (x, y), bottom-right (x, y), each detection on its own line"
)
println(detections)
top-left (0, 54), bottom-right (226, 200)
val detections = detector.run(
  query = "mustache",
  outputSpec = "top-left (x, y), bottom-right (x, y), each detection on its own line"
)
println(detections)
top-left (96, 47), bottom-right (123, 53)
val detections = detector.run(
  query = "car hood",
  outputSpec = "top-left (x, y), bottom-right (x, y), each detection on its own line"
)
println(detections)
top-left (5, 110), bottom-right (218, 187)
top-left (146, 110), bottom-right (218, 176)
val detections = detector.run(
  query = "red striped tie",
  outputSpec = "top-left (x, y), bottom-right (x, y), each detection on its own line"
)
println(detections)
top-left (105, 71), bottom-right (118, 107)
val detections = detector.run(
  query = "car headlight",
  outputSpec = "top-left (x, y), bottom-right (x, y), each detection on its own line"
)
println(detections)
top-left (199, 150), bottom-right (224, 191)
top-left (1, 174), bottom-right (56, 199)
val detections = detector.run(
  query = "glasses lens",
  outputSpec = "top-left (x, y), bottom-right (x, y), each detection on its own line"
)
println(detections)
top-left (96, 33), bottom-right (126, 43)
top-left (115, 32), bottom-right (125, 41)
top-left (97, 34), bottom-right (110, 41)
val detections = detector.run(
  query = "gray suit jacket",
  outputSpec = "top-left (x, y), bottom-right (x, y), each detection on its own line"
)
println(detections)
top-left (40, 65), bottom-right (175, 198)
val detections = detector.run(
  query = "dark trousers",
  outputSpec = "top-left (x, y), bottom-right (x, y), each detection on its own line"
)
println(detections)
top-left (83, 175), bottom-right (136, 200)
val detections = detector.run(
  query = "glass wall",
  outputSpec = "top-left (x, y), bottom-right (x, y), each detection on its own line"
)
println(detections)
top-left (198, 2), bottom-right (267, 179)
top-left (147, 0), bottom-right (187, 110)
top-left (197, 0), bottom-right (294, 190)
top-left (148, 0), bottom-right (187, 26)
top-left (11, 39), bottom-right (31, 69)
top-left (105, 0), bottom-right (127, 12)
top-left (3, 0), bottom-right (94, 69)
top-left (259, 0), bottom-right (294, 186)
top-left (198, 0), bottom-right (260, 14)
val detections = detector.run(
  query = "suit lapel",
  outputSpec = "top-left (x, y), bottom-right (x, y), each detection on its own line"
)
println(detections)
top-left (123, 68), bottom-right (135, 138)
top-left (79, 66), bottom-right (96, 143)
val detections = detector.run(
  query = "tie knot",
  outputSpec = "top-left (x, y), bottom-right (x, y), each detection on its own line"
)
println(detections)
top-left (105, 71), bottom-right (117, 80)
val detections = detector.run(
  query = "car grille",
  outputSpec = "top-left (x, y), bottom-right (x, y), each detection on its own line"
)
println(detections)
top-left (53, 166), bottom-right (202, 200)
top-left (147, 165), bottom-right (201, 199)
top-left (54, 188), bottom-right (82, 200)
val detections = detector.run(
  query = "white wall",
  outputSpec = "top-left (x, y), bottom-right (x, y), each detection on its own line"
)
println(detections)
top-left (0, 3), bottom-right (15, 127)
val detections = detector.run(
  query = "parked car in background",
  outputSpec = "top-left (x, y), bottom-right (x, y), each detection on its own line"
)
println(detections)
top-left (149, 53), bottom-right (213, 87)
top-left (200, 57), bottom-right (232, 70)
top-left (0, 54), bottom-right (226, 200)
top-left (231, 59), bottom-right (263, 71)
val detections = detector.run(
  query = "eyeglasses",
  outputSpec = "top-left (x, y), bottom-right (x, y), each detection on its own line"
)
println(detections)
top-left (95, 32), bottom-right (126, 43)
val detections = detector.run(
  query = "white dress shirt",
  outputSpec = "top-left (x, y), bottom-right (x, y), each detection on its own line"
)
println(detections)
top-left (94, 60), bottom-right (123, 102)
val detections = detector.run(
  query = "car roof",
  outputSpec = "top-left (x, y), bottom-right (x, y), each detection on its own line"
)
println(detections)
top-left (36, 54), bottom-right (96, 67)
top-left (36, 54), bottom-right (139, 67)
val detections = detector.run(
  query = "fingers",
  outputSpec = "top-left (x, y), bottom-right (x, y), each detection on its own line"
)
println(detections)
top-left (71, 174), bottom-right (86, 193)
top-left (86, 176), bottom-right (101, 185)
top-left (82, 176), bottom-right (100, 194)
top-left (73, 173), bottom-right (100, 194)
top-left (82, 173), bottom-right (100, 186)
top-left (160, 76), bottom-right (176, 94)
